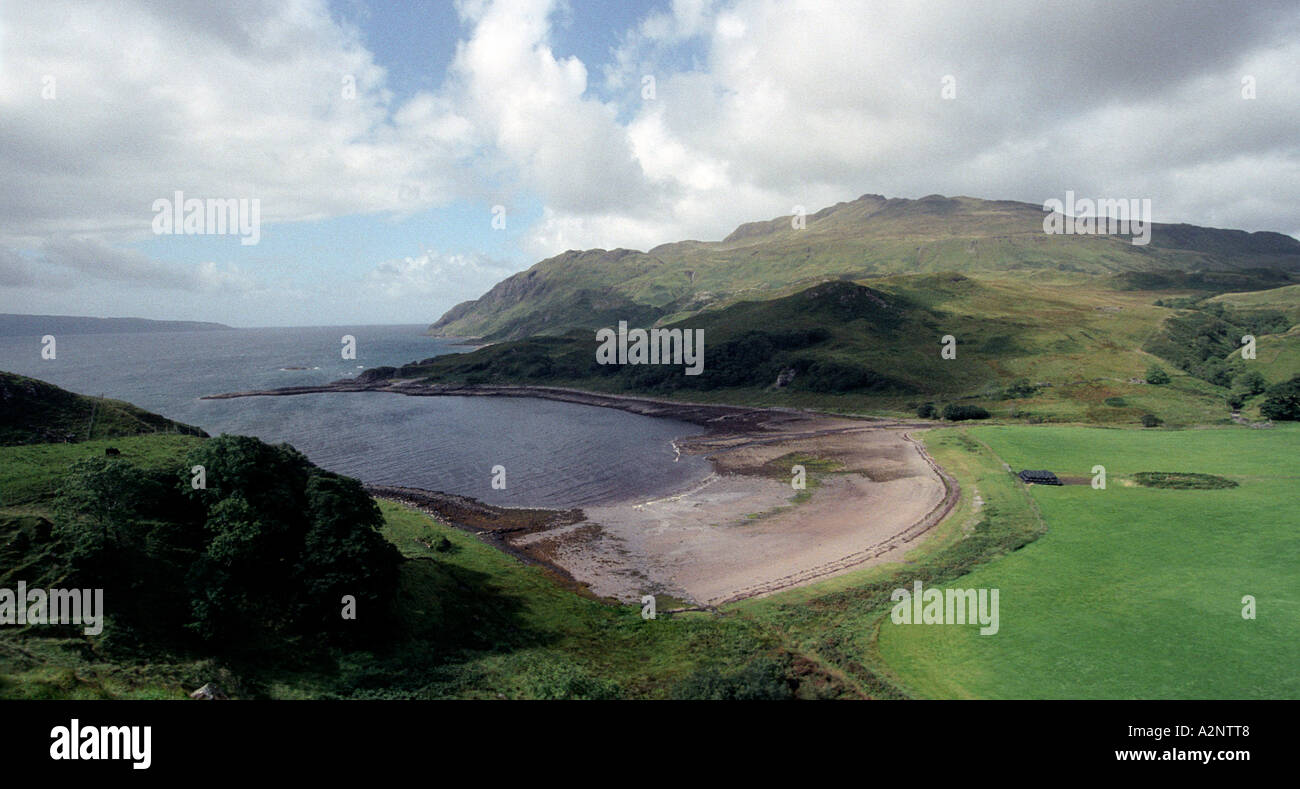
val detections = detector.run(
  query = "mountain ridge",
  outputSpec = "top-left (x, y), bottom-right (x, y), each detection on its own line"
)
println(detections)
top-left (428, 193), bottom-right (1300, 341)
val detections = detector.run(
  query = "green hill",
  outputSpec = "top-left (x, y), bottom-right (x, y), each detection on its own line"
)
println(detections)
top-left (400, 275), bottom-right (1276, 425)
top-left (428, 193), bottom-right (1300, 341)
top-left (0, 371), bottom-right (207, 445)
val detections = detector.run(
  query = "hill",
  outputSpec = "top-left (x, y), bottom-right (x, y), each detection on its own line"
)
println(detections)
top-left (0, 371), bottom-right (208, 445)
top-left (402, 269), bottom-right (1300, 426)
top-left (0, 313), bottom-right (232, 336)
top-left (427, 193), bottom-right (1300, 341)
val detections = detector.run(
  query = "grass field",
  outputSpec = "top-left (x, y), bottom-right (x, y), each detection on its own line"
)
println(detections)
top-left (0, 434), bottom-right (204, 512)
top-left (3, 423), bottom-right (1295, 699)
top-left (875, 424), bottom-right (1300, 699)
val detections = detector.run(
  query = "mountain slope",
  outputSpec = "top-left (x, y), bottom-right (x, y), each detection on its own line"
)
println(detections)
top-left (0, 371), bottom-right (208, 445)
top-left (428, 193), bottom-right (1300, 340)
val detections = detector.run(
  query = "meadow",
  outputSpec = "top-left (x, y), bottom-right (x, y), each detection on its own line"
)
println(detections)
top-left (874, 424), bottom-right (1300, 698)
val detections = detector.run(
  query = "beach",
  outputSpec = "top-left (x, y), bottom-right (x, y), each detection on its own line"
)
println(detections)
top-left (206, 380), bottom-right (957, 605)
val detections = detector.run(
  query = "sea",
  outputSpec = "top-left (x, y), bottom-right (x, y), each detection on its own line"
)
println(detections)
top-left (0, 325), bottom-right (710, 508)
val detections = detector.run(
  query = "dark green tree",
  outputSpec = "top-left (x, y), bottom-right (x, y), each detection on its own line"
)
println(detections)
top-left (1259, 376), bottom-right (1300, 421)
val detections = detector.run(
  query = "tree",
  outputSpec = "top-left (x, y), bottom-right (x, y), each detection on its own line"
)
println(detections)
top-left (1259, 376), bottom-right (1300, 421)
top-left (943, 404), bottom-right (991, 421)
top-left (1234, 369), bottom-right (1267, 396)
top-left (55, 458), bottom-right (150, 546)
top-left (1145, 365), bottom-right (1171, 385)
top-left (52, 434), bottom-right (402, 653)
top-left (916, 402), bottom-right (937, 419)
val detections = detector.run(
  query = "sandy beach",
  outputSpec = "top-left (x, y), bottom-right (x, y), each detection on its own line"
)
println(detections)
top-left (206, 380), bottom-right (957, 605)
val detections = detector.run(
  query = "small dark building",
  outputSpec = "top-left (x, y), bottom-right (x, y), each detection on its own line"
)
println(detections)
top-left (1018, 469), bottom-right (1061, 485)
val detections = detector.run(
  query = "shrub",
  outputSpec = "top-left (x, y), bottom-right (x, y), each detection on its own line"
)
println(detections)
top-left (1132, 472), bottom-right (1238, 490)
top-left (999, 379), bottom-right (1040, 399)
top-left (671, 657), bottom-right (794, 700)
top-left (1234, 369), bottom-right (1268, 396)
top-left (1141, 414), bottom-right (1163, 427)
top-left (1259, 375), bottom-right (1300, 421)
top-left (916, 402), bottom-right (937, 419)
top-left (1145, 365), bottom-right (1171, 385)
top-left (942, 404), bottom-right (990, 421)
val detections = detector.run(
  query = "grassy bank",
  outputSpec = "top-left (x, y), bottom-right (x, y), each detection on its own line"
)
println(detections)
top-left (875, 425), bottom-right (1300, 698)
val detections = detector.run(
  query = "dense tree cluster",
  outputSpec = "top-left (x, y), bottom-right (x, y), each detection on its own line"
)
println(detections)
top-left (53, 435), bottom-right (401, 653)
top-left (1143, 304), bottom-right (1291, 388)
top-left (1259, 376), bottom-right (1300, 421)
top-left (942, 404), bottom-right (991, 421)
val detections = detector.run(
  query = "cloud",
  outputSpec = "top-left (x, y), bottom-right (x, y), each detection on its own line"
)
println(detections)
top-left (550, 0), bottom-right (1300, 251)
top-left (0, 0), bottom-right (479, 246)
top-left (365, 248), bottom-right (514, 301)
top-left (21, 237), bottom-right (257, 293)
top-left (0, 247), bottom-right (36, 286)
top-left (2, 0), bottom-right (1298, 324)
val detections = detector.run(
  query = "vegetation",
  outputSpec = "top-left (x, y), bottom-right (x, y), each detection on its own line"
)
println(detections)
top-left (0, 372), bottom-right (207, 446)
top-left (427, 194), bottom-right (1300, 342)
top-left (30, 435), bottom-right (403, 655)
top-left (1142, 302), bottom-right (1291, 387)
top-left (3, 375), bottom-right (1297, 700)
top-left (876, 425), bottom-right (1299, 699)
top-left (1131, 472), bottom-right (1238, 490)
top-left (1259, 375), bottom-right (1300, 420)
top-left (942, 404), bottom-right (990, 421)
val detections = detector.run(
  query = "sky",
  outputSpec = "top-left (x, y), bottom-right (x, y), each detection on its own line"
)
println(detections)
top-left (0, 0), bottom-right (1297, 327)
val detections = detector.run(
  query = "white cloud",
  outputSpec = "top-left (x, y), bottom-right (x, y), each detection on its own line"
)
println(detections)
top-left (1, 0), bottom-right (1298, 324)
top-left (0, 0), bottom-right (479, 247)
top-left (365, 249), bottom-right (514, 300)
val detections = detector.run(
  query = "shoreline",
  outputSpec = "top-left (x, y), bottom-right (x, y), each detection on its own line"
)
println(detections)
top-left (204, 378), bottom-right (955, 605)
top-left (200, 379), bottom-right (915, 433)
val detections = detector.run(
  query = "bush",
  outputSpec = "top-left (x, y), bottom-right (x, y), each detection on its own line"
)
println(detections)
top-left (671, 657), bottom-right (794, 700)
top-left (1132, 472), bottom-right (1238, 490)
top-left (1141, 414), bottom-right (1163, 427)
top-left (1259, 375), bottom-right (1300, 421)
top-left (1145, 365), bottom-right (1171, 385)
top-left (999, 379), bottom-right (1040, 399)
top-left (916, 402), bottom-right (937, 419)
top-left (942, 404), bottom-right (990, 421)
top-left (1234, 369), bottom-right (1268, 396)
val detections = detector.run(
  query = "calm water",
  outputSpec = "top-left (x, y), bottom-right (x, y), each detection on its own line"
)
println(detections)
top-left (0, 325), bottom-right (709, 507)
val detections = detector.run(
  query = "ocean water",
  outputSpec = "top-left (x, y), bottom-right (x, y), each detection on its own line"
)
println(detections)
top-left (0, 325), bottom-right (709, 507)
